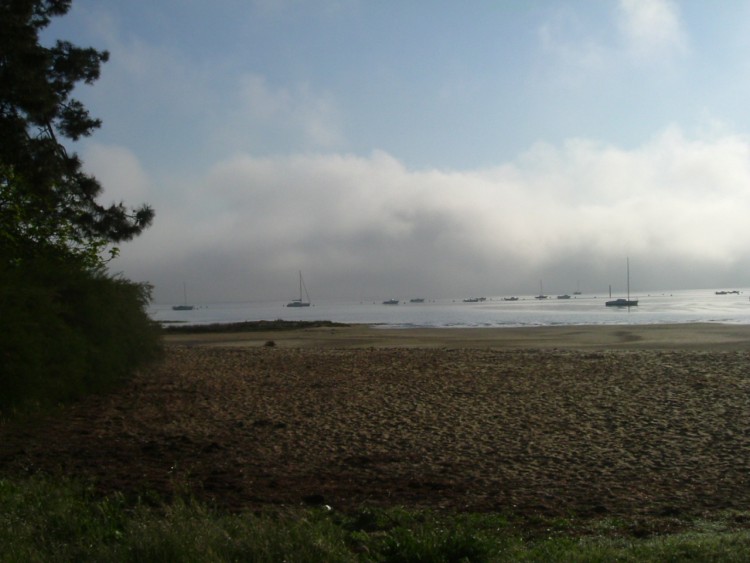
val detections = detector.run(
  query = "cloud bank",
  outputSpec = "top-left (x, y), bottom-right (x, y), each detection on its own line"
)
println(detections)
top-left (60, 1), bottom-right (750, 303)
top-left (101, 126), bottom-right (750, 303)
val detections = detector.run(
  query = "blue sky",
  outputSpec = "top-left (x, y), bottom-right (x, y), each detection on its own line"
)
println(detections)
top-left (48, 0), bottom-right (750, 302)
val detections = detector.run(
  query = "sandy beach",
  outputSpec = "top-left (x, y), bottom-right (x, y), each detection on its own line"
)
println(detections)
top-left (2, 322), bottom-right (750, 520)
top-left (164, 322), bottom-right (750, 351)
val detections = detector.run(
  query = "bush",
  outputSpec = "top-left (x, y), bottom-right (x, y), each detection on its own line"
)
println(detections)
top-left (0, 254), bottom-right (162, 415)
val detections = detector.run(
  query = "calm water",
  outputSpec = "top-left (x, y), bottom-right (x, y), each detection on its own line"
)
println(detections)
top-left (152, 288), bottom-right (750, 328)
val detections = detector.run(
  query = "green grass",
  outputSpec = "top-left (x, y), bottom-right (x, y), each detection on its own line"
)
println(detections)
top-left (2, 477), bottom-right (750, 562)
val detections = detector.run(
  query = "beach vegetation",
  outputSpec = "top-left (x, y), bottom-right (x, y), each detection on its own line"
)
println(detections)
top-left (0, 256), bottom-right (162, 414)
top-left (0, 0), bottom-right (159, 416)
top-left (2, 476), bottom-right (750, 562)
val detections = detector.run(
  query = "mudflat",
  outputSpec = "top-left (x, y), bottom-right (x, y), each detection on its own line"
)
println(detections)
top-left (2, 323), bottom-right (750, 519)
top-left (164, 322), bottom-right (750, 351)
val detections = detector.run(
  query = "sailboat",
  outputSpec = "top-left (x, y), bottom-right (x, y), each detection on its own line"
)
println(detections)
top-left (172, 283), bottom-right (194, 311)
top-left (287, 271), bottom-right (311, 307)
top-left (606, 258), bottom-right (638, 307)
top-left (535, 280), bottom-right (548, 299)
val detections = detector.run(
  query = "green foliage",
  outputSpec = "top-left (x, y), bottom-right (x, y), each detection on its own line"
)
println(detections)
top-left (0, 254), bottom-right (162, 414)
top-left (337, 507), bottom-right (504, 562)
top-left (0, 477), bottom-right (129, 562)
top-left (0, 163), bottom-right (111, 269)
top-left (3, 478), bottom-right (750, 562)
top-left (0, 1), bottom-right (158, 414)
top-left (0, 477), bottom-right (355, 562)
top-left (0, 0), bottom-right (154, 256)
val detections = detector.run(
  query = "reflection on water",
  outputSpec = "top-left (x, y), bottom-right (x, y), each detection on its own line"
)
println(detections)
top-left (152, 289), bottom-right (750, 328)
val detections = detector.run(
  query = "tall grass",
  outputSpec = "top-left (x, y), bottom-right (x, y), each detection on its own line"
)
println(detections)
top-left (2, 476), bottom-right (750, 562)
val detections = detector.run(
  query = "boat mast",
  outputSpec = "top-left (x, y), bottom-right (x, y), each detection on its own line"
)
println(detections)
top-left (626, 257), bottom-right (630, 302)
top-left (299, 271), bottom-right (311, 304)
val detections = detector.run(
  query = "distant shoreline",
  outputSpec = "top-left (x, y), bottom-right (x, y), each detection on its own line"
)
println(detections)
top-left (163, 321), bottom-right (750, 351)
top-left (162, 319), bottom-right (349, 332)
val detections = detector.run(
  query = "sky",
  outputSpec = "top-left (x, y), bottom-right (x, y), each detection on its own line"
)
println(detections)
top-left (46, 0), bottom-right (750, 303)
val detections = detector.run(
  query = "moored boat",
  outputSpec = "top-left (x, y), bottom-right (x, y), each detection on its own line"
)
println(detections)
top-left (535, 281), bottom-right (547, 299)
top-left (287, 271), bottom-right (311, 307)
top-left (606, 258), bottom-right (638, 308)
top-left (172, 283), bottom-right (194, 311)
top-left (605, 298), bottom-right (638, 307)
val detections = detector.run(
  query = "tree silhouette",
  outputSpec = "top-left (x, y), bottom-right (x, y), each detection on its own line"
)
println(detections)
top-left (1, 0), bottom-right (153, 265)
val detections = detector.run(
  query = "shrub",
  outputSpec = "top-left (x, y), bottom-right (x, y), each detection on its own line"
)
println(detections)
top-left (0, 254), bottom-right (162, 415)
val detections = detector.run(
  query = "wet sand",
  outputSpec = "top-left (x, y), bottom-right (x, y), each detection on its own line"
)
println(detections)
top-left (164, 322), bottom-right (750, 351)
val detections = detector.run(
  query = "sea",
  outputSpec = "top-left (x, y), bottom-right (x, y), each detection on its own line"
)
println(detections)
top-left (151, 288), bottom-right (750, 329)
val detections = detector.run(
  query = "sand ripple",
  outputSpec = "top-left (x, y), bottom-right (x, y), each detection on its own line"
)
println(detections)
top-left (2, 346), bottom-right (750, 517)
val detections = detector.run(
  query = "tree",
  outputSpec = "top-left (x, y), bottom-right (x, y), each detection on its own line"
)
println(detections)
top-left (0, 0), bottom-right (161, 414)
top-left (0, 0), bottom-right (154, 266)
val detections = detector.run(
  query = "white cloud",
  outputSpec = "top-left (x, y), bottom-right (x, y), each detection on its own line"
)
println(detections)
top-left (538, 0), bottom-right (687, 84)
top-left (112, 126), bottom-right (750, 301)
top-left (70, 2), bottom-right (749, 300)
top-left (617, 0), bottom-right (688, 60)
top-left (537, 19), bottom-right (607, 75)
top-left (237, 74), bottom-right (344, 149)
top-left (83, 143), bottom-right (152, 203)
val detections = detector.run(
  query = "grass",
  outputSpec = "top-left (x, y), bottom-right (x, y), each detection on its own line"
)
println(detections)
top-left (2, 476), bottom-right (750, 562)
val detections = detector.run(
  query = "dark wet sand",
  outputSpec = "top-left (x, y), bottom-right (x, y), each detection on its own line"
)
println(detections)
top-left (164, 322), bottom-right (750, 351)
